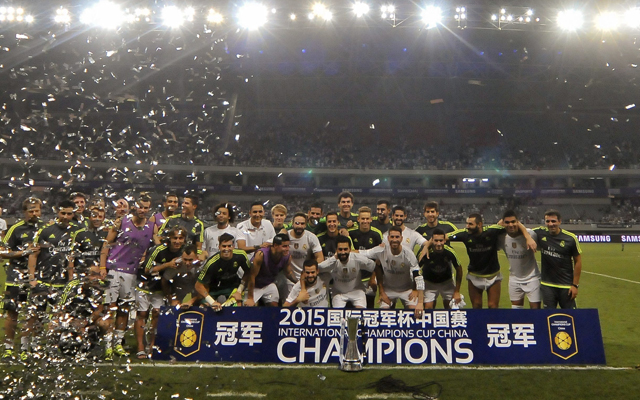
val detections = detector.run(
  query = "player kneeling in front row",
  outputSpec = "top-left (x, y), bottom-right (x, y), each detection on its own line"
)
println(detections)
top-left (190, 233), bottom-right (250, 310)
top-left (245, 233), bottom-right (294, 307)
top-left (135, 227), bottom-right (187, 359)
top-left (418, 229), bottom-right (463, 310)
top-left (284, 260), bottom-right (330, 307)
top-left (318, 235), bottom-right (375, 308)
top-left (359, 226), bottom-right (423, 316)
top-left (51, 269), bottom-right (113, 360)
top-left (162, 246), bottom-right (200, 307)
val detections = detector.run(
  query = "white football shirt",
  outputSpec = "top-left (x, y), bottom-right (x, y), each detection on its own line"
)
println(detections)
top-left (318, 253), bottom-right (375, 294)
top-left (360, 246), bottom-right (419, 292)
top-left (498, 229), bottom-right (540, 283)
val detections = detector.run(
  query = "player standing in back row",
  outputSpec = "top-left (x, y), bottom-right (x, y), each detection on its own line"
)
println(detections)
top-left (499, 210), bottom-right (541, 309)
top-left (449, 213), bottom-right (535, 309)
top-left (533, 210), bottom-right (582, 309)
top-left (415, 201), bottom-right (457, 240)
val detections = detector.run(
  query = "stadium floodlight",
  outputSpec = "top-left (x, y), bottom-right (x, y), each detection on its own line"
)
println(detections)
top-left (624, 7), bottom-right (640, 29)
top-left (0, 5), bottom-right (32, 22)
top-left (237, 3), bottom-right (268, 30)
top-left (207, 9), bottom-right (224, 24)
top-left (557, 9), bottom-right (583, 31)
top-left (54, 8), bottom-right (71, 24)
top-left (596, 11), bottom-right (620, 31)
top-left (161, 6), bottom-right (195, 28)
top-left (421, 6), bottom-right (442, 29)
top-left (80, 1), bottom-right (127, 29)
top-left (381, 4), bottom-right (395, 19)
top-left (290, 13), bottom-right (296, 20)
top-left (311, 3), bottom-right (333, 21)
top-left (454, 5), bottom-right (467, 28)
top-left (134, 8), bottom-right (151, 22)
top-left (353, 2), bottom-right (370, 18)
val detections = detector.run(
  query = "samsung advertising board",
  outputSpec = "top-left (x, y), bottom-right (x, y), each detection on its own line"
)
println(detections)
top-left (576, 234), bottom-right (640, 243)
top-left (155, 308), bottom-right (605, 365)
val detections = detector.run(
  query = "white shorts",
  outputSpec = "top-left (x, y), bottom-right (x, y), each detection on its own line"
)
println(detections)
top-left (380, 289), bottom-right (418, 309)
top-left (251, 283), bottom-right (280, 305)
top-left (467, 273), bottom-right (503, 291)
top-left (332, 290), bottom-right (367, 308)
top-left (509, 277), bottom-right (541, 303)
top-left (136, 290), bottom-right (164, 312)
top-left (105, 270), bottom-right (137, 305)
top-left (424, 279), bottom-right (455, 303)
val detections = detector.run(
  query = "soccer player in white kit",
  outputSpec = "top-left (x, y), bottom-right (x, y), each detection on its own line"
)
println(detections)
top-left (383, 205), bottom-right (427, 255)
top-left (499, 210), bottom-right (541, 309)
top-left (287, 213), bottom-right (324, 286)
top-left (203, 202), bottom-right (246, 256)
top-left (361, 226), bottom-right (423, 314)
top-left (318, 236), bottom-right (375, 308)
top-left (236, 201), bottom-right (276, 257)
top-left (284, 260), bottom-right (330, 308)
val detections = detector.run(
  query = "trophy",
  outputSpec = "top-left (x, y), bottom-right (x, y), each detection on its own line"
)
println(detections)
top-left (339, 317), bottom-right (363, 372)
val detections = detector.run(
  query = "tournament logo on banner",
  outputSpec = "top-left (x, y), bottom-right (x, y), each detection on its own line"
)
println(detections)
top-left (547, 314), bottom-right (578, 360)
top-left (174, 311), bottom-right (205, 357)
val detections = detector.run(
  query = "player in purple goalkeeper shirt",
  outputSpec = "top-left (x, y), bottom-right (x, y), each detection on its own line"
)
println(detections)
top-left (100, 194), bottom-right (154, 359)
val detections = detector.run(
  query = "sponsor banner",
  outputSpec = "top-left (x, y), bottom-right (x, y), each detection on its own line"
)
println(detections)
top-left (154, 308), bottom-right (605, 365)
top-left (2, 181), bottom-right (617, 197)
top-left (576, 234), bottom-right (640, 243)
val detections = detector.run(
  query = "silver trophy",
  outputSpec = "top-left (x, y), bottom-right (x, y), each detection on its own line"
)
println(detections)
top-left (339, 317), bottom-right (363, 372)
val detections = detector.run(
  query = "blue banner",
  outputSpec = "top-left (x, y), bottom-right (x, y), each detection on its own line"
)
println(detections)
top-left (154, 308), bottom-right (605, 365)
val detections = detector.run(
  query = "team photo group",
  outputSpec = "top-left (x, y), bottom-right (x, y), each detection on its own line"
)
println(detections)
top-left (1, 190), bottom-right (582, 362)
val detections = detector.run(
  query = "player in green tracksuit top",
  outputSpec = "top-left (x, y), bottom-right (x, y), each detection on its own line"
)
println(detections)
top-left (533, 210), bottom-right (582, 309)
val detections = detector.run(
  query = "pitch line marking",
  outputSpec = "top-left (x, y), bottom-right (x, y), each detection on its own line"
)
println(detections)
top-left (207, 392), bottom-right (266, 398)
top-left (583, 271), bottom-right (640, 285)
top-left (356, 395), bottom-right (414, 399)
top-left (108, 363), bottom-right (630, 371)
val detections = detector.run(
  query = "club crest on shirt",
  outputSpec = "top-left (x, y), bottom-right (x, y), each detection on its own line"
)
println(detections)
top-left (369, 238), bottom-right (373, 244)
top-left (560, 240), bottom-right (565, 247)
